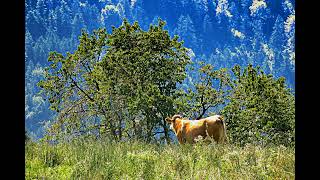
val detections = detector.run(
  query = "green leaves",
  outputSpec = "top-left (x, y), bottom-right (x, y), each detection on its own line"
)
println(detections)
top-left (38, 18), bottom-right (191, 142)
top-left (38, 18), bottom-right (294, 146)
top-left (222, 64), bottom-right (295, 146)
top-left (175, 61), bottom-right (231, 119)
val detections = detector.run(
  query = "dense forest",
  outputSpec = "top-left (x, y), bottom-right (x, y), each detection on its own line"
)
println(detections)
top-left (25, 0), bottom-right (295, 145)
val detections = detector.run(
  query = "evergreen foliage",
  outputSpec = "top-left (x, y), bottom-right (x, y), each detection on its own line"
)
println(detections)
top-left (222, 64), bottom-right (295, 146)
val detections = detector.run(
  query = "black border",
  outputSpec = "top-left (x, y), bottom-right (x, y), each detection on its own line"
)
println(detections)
top-left (2, 0), bottom-right (310, 179)
top-left (295, 0), bottom-right (315, 178)
top-left (3, 0), bottom-right (25, 179)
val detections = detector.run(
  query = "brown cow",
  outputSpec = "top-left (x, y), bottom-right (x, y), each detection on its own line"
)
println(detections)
top-left (165, 114), bottom-right (227, 144)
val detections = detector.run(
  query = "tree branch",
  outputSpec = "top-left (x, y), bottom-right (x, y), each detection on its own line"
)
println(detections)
top-left (81, 59), bottom-right (100, 91)
top-left (197, 78), bottom-right (210, 120)
top-left (71, 77), bottom-right (95, 102)
top-left (152, 131), bottom-right (165, 136)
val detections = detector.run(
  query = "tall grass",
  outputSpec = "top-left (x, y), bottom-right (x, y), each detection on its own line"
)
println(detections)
top-left (25, 139), bottom-right (294, 179)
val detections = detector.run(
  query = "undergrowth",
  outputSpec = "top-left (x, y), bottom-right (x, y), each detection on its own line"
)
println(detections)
top-left (25, 139), bottom-right (294, 179)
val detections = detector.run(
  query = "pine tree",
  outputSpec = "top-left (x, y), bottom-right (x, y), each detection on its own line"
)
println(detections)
top-left (174, 15), bottom-right (198, 50)
top-left (269, 15), bottom-right (286, 77)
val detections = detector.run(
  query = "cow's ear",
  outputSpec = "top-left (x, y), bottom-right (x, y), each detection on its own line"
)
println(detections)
top-left (165, 117), bottom-right (172, 123)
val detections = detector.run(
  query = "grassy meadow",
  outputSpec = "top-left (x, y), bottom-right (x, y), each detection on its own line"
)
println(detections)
top-left (25, 139), bottom-right (294, 179)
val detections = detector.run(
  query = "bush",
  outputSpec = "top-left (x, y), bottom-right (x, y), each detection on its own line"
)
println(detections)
top-left (222, 64), bottom-right (295, 147)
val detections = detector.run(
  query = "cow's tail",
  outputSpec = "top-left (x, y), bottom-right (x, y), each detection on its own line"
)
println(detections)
top-left (218, 116), bottom-right (228, 143)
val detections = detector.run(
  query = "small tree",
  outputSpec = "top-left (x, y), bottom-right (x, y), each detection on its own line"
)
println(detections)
top-left (175, 61), bottom-right (231, 120)
top-left (221, 64), bottom-right (295, 146)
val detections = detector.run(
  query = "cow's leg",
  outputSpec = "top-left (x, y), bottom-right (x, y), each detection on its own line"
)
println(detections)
top-left (204, 121), bottom-right (215, 143)
top-left (178, 136), bottom-right (185, 144)
top-left (176, 130), bottom-right (186, 144)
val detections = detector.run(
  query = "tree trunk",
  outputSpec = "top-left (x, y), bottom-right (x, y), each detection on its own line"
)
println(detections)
top-left (162, 118), bottom-right (171, 144)
top-left (118, 115), bottom-right (122, 141)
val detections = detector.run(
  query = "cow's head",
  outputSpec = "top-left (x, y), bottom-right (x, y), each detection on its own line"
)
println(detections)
top-left (165, 114), bottom-right (183, 131)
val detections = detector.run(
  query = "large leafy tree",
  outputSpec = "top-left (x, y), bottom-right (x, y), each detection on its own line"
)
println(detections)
top-left (38, 19), bottom-right (190, 143)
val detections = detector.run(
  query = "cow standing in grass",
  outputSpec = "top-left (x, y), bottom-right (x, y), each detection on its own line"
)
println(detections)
top-left (165, 114), bottom-right (227, 144)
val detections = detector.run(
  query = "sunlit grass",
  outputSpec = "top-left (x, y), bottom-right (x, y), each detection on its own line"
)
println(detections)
top-left (25, 139), bottom-right (294, 179)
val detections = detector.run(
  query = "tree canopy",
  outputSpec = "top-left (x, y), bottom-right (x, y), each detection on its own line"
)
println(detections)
top-left (38, 19), bottom-right (190, 143)
top-left (222, 64), bottom-right (295, 146)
